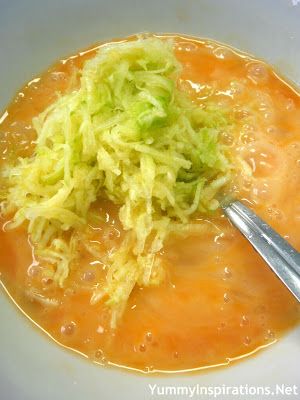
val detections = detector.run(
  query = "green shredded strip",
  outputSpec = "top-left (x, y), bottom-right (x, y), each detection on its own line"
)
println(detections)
top-left (1, 37), bottom-right (234, 327)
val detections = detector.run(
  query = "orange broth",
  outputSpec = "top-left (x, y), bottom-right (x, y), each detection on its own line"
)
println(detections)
top-left (0, 35), bottom-right (299, 373)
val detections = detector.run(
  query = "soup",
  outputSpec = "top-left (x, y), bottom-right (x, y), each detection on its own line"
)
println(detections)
top-left (0, 34), bottom-right (299, 373)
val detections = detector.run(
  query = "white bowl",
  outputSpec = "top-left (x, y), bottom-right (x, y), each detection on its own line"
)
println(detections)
top-left (0, 1), bottom-right (299, 399)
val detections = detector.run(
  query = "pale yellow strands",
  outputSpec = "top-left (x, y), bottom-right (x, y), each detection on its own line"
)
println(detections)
top-left (1, 37), bottom-right (234, 327)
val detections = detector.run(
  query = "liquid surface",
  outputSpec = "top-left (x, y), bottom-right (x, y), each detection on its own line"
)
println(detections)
top-left (0, 35), bottom-right (300, 373)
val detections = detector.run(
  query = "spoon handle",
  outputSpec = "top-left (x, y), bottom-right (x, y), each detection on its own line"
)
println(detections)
top-left (223, 200), bottom-right (300, 302)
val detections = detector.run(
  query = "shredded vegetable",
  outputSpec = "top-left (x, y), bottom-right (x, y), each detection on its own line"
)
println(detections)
top-left (1, 37), bottom-right (234, 326)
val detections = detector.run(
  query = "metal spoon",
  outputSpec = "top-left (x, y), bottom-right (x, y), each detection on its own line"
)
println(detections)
top-left (222, 200), bottom-right (300, 302)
